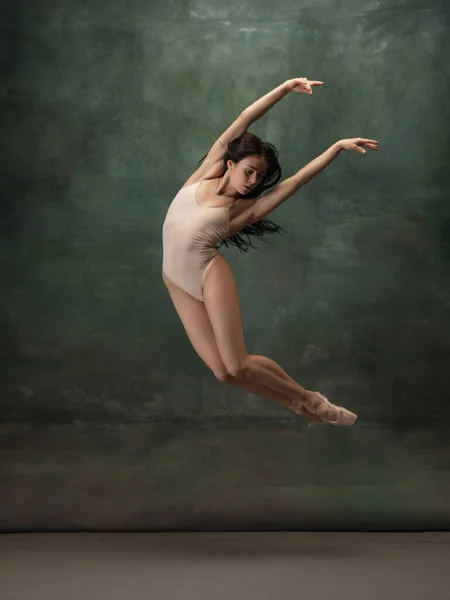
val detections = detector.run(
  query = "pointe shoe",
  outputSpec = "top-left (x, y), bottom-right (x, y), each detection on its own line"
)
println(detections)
top-left (312, 391), bottom-right (358, 427)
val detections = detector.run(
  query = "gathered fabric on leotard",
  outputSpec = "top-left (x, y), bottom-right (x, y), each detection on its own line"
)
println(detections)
top-left (162, 180), bottom-right (237, 301)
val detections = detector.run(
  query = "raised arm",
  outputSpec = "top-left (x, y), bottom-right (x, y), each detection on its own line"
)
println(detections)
top-left (228, 138), bottom-right (379, 235)
top-left (199, 78), bottom-right (322, 168)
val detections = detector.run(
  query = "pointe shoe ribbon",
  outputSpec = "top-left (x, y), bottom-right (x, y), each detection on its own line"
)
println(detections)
top-left (313, 391), bottom-right (358, 427)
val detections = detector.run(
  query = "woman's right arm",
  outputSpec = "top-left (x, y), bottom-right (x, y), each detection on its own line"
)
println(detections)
top-left (196, 78), bottom-right (321, 169)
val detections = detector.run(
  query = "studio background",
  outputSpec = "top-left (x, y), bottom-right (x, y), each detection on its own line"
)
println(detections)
top-left (2, 0), bottom-right (450, 531)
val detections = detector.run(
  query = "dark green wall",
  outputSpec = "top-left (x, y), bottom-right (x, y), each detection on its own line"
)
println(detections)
top-left (2, 0), bottom-right (450, 531)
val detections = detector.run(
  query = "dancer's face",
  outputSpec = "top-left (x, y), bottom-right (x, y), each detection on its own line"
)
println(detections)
top-left (227, 155), bottom-right (267, 195)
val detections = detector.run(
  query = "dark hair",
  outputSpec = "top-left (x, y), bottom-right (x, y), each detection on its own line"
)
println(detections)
top-left (196, 131), bottom-right (286, 253)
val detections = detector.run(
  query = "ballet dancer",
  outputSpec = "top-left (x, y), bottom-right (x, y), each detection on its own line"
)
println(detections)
top-left (162, 77), bottom-right (379, 425)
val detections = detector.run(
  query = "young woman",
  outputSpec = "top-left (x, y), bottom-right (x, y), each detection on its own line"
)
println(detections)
top-left (162, 77), bottom-right (379, 426)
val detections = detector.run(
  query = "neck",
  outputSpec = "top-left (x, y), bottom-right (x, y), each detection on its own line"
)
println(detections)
top-left (216, 173), bottom-right (239, 199)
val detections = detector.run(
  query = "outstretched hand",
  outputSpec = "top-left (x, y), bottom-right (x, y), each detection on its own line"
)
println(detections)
top-left (339, 138), bottom-right (379, 154)
top-left (286, 77), bottom-right (324, 95)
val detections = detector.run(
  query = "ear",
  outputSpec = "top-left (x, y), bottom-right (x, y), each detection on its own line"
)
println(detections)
top-left (226, 159), bottom-right (235, 171)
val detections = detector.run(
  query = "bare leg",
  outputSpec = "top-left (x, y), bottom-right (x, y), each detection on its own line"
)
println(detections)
top-left (235, 354), bottom-right (338, 421)
top-left (226, 373), bottom-right (323, 421)
top-left (163, 272), bottom-right (324, 421)
top-left (202, 256), bottom-right (341, 422)
top-left (245, 354), bottom-right (333, 418)
top-left (230, 355), bottom-right (357, 426)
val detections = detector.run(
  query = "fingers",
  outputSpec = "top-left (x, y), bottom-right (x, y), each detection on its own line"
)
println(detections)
top-left (291, 78), bottom-right (324, 94)
top-left (357, 138), bottom-right (379, 152)
top-left (306, 80), bottom-right (323, 95)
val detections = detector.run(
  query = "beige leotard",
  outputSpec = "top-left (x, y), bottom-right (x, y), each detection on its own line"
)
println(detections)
top-left (162, 180), bottom-right (238, 301)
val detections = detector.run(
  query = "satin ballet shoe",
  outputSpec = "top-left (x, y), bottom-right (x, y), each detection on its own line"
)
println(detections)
top-left (312, 391), bottom-right (358, 427)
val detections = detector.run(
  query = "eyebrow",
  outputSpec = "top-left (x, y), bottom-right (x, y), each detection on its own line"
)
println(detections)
top-left (245, 164), bottom-right (267, 174)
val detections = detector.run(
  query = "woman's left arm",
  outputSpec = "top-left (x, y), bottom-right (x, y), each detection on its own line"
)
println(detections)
top-left (228, 138), bottom-right (379, 233)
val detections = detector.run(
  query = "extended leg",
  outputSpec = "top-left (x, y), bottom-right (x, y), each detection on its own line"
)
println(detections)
top-left (203, 256), bottom-right (356, 425)
top-left (227, 374), bottom-right (324, 421)
top-left (163, 271), bottom-right (322, 421)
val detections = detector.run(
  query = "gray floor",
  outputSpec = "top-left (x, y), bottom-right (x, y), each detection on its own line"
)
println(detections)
top-left (1, 532), bottom-right (449, 599)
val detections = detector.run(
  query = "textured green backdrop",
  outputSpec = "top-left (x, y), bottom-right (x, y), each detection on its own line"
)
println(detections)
top-left (2, 0), bottom-right (450, 531)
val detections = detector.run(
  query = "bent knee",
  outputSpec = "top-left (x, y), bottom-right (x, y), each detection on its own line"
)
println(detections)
top-left (214, 370), bottom-right (232, 383)
top-left (211, 357), bottom-right (251, 381)
top-left (224, 357), bottom-right (250, 379)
